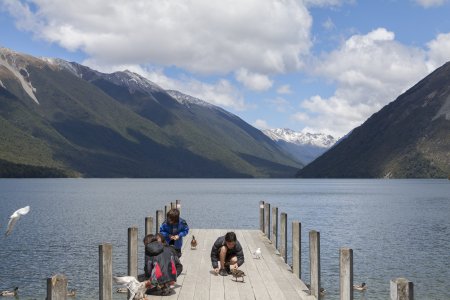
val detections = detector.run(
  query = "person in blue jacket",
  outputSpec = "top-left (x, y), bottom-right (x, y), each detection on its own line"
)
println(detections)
top-left (159, 208), bottom-right (189, 257)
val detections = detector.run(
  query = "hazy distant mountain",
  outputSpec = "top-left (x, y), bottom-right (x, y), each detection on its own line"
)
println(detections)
top-left (0, 47), bottom-right (301, 178)
top-left (262, 128), bottom-right (336, 164)
top-left (297, 62), bottom-right (450, 178)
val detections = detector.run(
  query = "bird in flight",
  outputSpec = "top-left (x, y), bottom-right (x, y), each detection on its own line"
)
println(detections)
top-left (5, 206), bottom-right (30, 236)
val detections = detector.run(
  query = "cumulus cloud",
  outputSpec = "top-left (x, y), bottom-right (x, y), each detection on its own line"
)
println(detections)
top-left (2, 0), bottom-right (312, 75)
top-left (303, 0), bottom-right (352, 7)
top-left (253, 119), bottom-right (270, 130)
top-left (295, 28), bottom-right (429, 137)
top-left (235, 68), bottom-right (273, 91)
top-left (426, 33), bottom-right (450, 70)
top-left (415, 0), bottom-right (447, 8)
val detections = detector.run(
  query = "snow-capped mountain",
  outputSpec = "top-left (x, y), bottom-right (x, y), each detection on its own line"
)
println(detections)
top-left (263, 128), bottom-right (337, 148)
top-left (263, 128), bottom-right (337, 165)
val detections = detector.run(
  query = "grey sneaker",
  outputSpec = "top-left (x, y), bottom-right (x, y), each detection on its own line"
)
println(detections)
top-left (219, 268), bottom-right (228, 276)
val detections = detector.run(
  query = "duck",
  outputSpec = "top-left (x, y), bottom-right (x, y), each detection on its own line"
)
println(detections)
top-left (230, 268), bottom-right (246, 282)
top-left (0, 287), bottom-right (18, 297)
top-left (353, 282), bottom-right (368, 291)
top-left (190, 235), bottom-right (197, 250)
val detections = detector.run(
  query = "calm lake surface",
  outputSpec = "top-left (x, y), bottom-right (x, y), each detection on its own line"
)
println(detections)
top-left (0, 179), bottom-right (449, 300)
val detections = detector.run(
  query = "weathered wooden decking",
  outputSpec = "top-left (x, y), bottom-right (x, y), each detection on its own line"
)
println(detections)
top-left (152, 229), bottom-right (315, 300)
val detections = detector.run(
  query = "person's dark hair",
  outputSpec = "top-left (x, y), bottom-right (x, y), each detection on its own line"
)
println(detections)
top-left (156, 233), bottom-right (167, 245)
top-left (225, 232), bottom-right (237, 242)
top-left (167, 208), bottom-right (180, 224)
top-left (143, 234), bottom-right (155, 245)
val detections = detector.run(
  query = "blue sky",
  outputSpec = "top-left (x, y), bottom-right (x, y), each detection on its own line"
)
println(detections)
top-left (1, 0), bottom-right (450, 137)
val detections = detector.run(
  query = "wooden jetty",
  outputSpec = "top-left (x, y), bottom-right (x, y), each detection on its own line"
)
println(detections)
top-left (48, 200), bottom-right (415, 300)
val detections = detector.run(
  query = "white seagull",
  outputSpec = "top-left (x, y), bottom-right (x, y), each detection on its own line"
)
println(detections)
top-left (5, 206), bottom-right (30, 236)
top-left (253, 247), bottom-right (262, 259)
top-left (113, 276), bottom-right (147, 300)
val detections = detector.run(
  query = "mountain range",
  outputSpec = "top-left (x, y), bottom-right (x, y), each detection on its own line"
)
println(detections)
top-left (262, 128), bottom-right (336, 164)
top-left (297, 61), bottom-right (450, 178)
top-left (0, 47), bottom-right (302, 178)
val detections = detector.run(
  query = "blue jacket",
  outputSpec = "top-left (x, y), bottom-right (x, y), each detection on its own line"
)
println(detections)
top-left (159, 218), bottom-right (189, 250)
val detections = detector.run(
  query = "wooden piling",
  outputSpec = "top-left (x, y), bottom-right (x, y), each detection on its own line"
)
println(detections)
top-left (176, 199), bottom-right (181, 213)
top-left (390, 278), bottom-right (414, 300)
top-left (280, 212), bottom-right (287, 262)
top-left (310, 230), bottom-right (321, 299)
top-left (128, 227), bottom-right (138, 300)
top-left (156, 210), bottom-right (164, 233)
top-left (340, 248), bottom-right (353, 300)
top-left (165, 204), bottom-right (171, 216)
top-left (145, 216), bottom-right (153, 236)
top-left (259, 201), bottom-right (265, 233)
top-left (292, 221), bottom-right (301, 278)
top-left (47, 274), bottom-right (67, 300)
top-left (99, 243), bottom-right (112, 300)
top-left (271, 206), bottom-right (278, 249)
top-left (264, 202), bottom-right (271, 239)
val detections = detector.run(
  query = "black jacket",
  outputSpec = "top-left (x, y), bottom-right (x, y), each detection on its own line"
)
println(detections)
top-left (144, 241), bottom-right (179, 284)
top-left (210, 236), bottom-right (244, 269)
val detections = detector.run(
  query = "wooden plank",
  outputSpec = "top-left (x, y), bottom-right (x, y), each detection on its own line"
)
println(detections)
top-left (193, 229), bottom-right (215, 300)
top-left (249, 230), bottom-right (313, 300)
top-left (235, 230), bottom-right (269, 300)
top-left (241, 230), bottom-right (287, 300)
top-left (209, 229), bottom-right (225, 300)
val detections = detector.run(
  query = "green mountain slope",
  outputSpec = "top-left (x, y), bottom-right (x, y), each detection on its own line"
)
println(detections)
top-left (0, 48), bottom-right (301, 177)
top-left (297, 62), bottom-right (450, 178)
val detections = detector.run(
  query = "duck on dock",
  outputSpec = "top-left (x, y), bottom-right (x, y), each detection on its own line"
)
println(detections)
top-left (0, 287), bottom-right (18, 297)
top-left (353, 282), bottom-right (368, 291)
top-left (190, 235), bottom-right (197, 250)
top-left (230, 268), bottom-right (246, 282)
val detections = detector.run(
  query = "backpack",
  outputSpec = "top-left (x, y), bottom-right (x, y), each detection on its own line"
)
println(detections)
top-left (149, 254), bottom-right (177, 286)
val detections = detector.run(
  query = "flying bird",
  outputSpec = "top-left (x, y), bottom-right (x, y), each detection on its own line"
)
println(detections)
top-left (113, 276), bottom-right (147, 300)
top-left (5, 206), bottom-right (30, 236)
top-left (190, 235), bottom-right (197, 249)
top-left (253, 247), bottom-right (261, 259)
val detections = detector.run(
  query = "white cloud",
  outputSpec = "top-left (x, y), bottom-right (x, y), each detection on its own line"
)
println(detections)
top-left (295, 28), bottom-right (429, 137)
top-left (303, 0), bottom-right (352, 7)
top-left (426, 33), bottom-right (450, 70)
top-left (2, 0), bottom-right (312, 75)
top-left (322, 17), bottom-right (335, 30)
top-left (235, 68), bottom-right (273, 91)
top-left (82, 60), bottom-right (246, 110)
top-left (253, 119), bottom-right (270, 130)
top-left (277, 84), bottom-right (292, 94)
top-left (415, 0), bottom-right (447, 8)
top-left (269, 97), bottom-right (292, 112)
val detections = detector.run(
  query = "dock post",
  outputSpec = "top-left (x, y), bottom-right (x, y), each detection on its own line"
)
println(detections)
top-left (156, 210), bottom-right (164, 233)
top-left (47, 274), bottom-right (67, 300)
top-left (390, 278), bottom-right (414, 300)
top-left (259, 201), bottom-right (265, 233)
top-left (340, 248), bottom-right (353, 300)
top-left (271, 206), bottom-right (278, 249)
top-left (128, 227), bottom-right (138, 300)
top-left (145, 216), bottom-right (153, 236)
top-left (99, 243), bottom-right (112, 300)
top-left (292, 221), bottom-right (301, 278)
top-left (176, 199), bottom-right (181, 214)
top-left (264, 202), bottom-right (271, 239)
top-left (280, 212), bottom-right (287, 261)
top-left (310, 230), bottom-right (321, 299)
top-left (165, 204), bottom-right (171, 216)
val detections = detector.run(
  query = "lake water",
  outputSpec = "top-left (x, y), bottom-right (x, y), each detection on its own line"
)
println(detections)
top-left (0, 179), bottom-right (449, 300)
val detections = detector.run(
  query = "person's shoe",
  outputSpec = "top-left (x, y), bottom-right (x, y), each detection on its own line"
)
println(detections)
top-left (225, 266), bottom-right (232, 274)
top-left (219, 268), bottom-right (228, 276)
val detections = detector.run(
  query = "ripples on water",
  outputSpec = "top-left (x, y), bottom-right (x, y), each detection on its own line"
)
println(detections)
top-left (0, 179), bottom-right (449, 300)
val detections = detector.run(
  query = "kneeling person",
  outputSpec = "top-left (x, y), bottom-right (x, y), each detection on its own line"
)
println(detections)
top-left (211, 232), bottom-right (244, 276)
